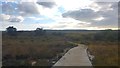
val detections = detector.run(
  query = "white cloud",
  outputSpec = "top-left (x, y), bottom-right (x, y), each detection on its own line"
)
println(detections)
top-left (93, 17), bottom-right (104, 21)
top-left (36, 2), bottom-right (56, 8)
top-left (9, 16), bottom-right (24, 22)
top-left (54, 0), bottom-right (93, 11)
top-left (20, 0), bottom-right (37, 2)
top-left (91, 0), bottom-right (119, 2)
top-left (0, 14), bottom-right (10, 21)
top-left (36, 3), bottom-right (62, 20)
top-left (62, 2), bottom-right (118, 29)
top-left (0, 14), bottom-right (24, 23)
top-left (89, 2), bottom-right (102, 11)
top-left (18, 2), bottom-right (40, 16)
top-left (0, 0), bottom-right (118, 30)
top-left (27, 17), bottom-right (44, 20)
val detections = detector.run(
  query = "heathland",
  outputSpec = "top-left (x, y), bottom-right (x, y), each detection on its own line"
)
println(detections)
top-left (2, 29), bottom-right (119, 67)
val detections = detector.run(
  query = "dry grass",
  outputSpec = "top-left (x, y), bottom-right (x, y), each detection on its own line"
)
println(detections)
top-left (2, 33), bottom-right (76, 66)
top-left (88, 41), bottom-right (118, 66)
top-left (2, 30), bottom-right (118, 66)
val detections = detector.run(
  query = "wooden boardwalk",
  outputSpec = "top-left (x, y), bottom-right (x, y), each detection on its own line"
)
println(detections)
top-left (53, 44), bottom-right (92, 66)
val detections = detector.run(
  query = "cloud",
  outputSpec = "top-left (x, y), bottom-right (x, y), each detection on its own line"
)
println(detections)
top-left (91, 2), bottom-right (118, 28)
top-left (1, 2), bottom-right (40, 16)
top-left (92, 0), bottom-right (119, 2)
top-left (62, 9), bottom-right (100, 22)
top-left (1, 2), bottom-right (40, 24)
top-left (118, 1), bottom-right (120, 28)
top-left (27, 17), bottom-right (44, 20)
top-left (62, 2), bottom-right (118, 28)
top-left (0, 14), bottom-right (10, 21)
top-left (18, 2), bottom-right (40, 16)
top-left (36, 2), bottom-right (56, 8)
top-left (0, 0), bottom-right (118, 30)
top-left (0, 14), bottom-right (24, 23)
top-left (1, 2), bottom-right (16, 15)
top-left (54, 0), bottom-right (93, 11)
top-left (8, 16), bottom-right (24, 22)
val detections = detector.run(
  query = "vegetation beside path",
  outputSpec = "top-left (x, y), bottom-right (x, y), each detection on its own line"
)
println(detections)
top-left (2, 27), bottom-right (119, 66)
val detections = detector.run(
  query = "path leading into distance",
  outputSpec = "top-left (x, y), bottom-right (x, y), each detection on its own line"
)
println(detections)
top-left (53, 43), bottom-right (92, 66)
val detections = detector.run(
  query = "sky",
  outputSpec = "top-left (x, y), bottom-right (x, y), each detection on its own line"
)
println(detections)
top-left (0, 0), bottom-right (119, 30)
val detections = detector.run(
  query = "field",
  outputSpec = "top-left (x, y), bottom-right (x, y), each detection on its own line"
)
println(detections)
top-left (88, 41), bottom-right (118, 66)
top-left (2, 30), bottom-right (119, 67)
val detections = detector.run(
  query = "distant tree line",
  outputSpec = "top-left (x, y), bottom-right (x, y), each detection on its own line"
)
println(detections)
top-left (6, 26), bottom-right (118, 42)
top-left (6, 26), bottom-right (46, 36)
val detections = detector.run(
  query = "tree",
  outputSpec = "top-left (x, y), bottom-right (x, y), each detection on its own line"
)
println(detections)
top-left (6, 26), bottom-right (17, 36)
top-left (34, 28), bottom-right (45, 36)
